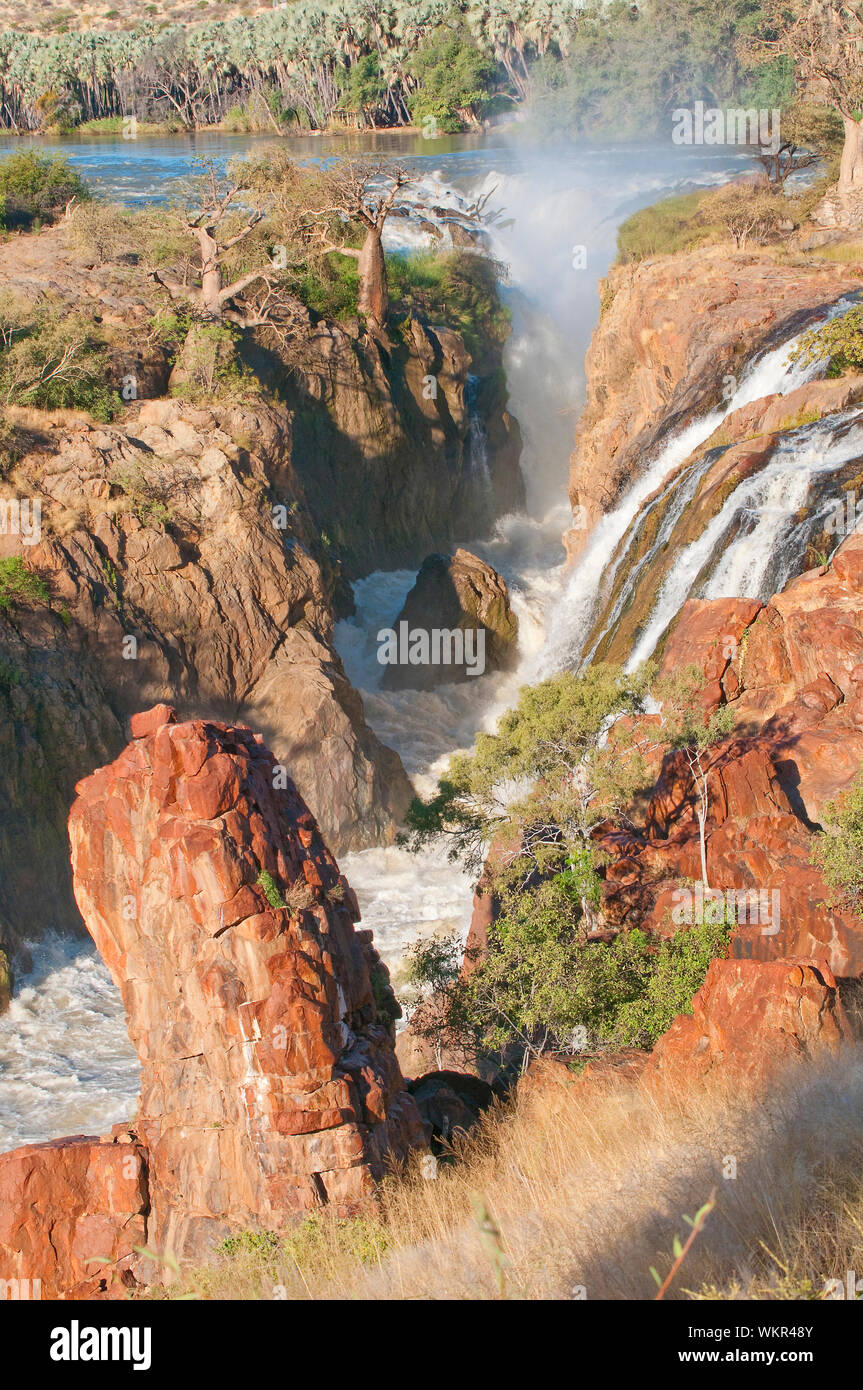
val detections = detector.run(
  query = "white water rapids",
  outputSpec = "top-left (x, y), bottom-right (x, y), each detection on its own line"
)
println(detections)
top-left (2, 137), bottom-right (820, 1152)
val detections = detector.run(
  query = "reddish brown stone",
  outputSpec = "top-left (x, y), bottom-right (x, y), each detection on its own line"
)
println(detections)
top-left (129, 703), bottom-right (177, 739)
top-left (0, 1136), bottom-right (148, 1300)
top-left (54, 713), bottom-right (428, 1271)
top-left (643, 957), bottom-right (850, 1090)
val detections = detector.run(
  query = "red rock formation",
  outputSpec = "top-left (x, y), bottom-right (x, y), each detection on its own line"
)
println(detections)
top-left (63, 706), bottom-right (427, 1266)
top-left (643, 957), bottom-right (850, 1090)
top-left (601, 533), bottom-right (863, 975)
top-left (569, 249), bottom-right (860, 550)
top-left (0, 1131), bottom-right (148, 1299)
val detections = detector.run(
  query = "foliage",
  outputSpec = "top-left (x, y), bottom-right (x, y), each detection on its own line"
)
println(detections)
top-left (698, 183), bottom-right (789, 250)
top-left (616, 190), bottom-right (721, 263)
top-left (68, 200), bottom-right (134, 264)
top-left (753, 102), bottom-right (843, 189)
top-left (406, 24), bottom-right (499, 130)
top-left (811, 772), bottom-right (863, 910)
top-left (0, 0), bottom-right (789, 136)
top-left (790, 304), bottom-right (863, 377)
top-left (408, 904), bottom-right (732, 1062)
top-left (256, 869), bottom-right (286, 910)
top-left (402, 663), bottom-right (654, 879)
top-left (389, 250), bottom-right (511, 362)
top-left (0, 151), bottom-right (89, 227)
top-left (0, 556), bottom-right (50, 614)
top-left (0, 299), bottom-right (120, 419)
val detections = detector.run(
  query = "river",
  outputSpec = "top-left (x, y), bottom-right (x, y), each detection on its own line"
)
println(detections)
top-left (0, 128), bottom-right (756, 1150)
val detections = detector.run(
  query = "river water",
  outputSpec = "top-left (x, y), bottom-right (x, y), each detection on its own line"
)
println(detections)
top-left (0, 129), bottom-right (755, 1149)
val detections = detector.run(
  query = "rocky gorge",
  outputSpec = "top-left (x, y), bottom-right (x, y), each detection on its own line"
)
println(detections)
top-left (3, 129), bottom-right (863, 1304)
top-left (0, 219), bottom-right (522, 982)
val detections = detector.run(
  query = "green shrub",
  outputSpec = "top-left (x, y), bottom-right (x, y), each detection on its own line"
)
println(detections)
top-left (811, 773), bottom-right (863, 906)
top-left (389, 250), bottom-right (511, 364)
top-left (0, 557), bottom-right (50, 614)
top-left (256, 869), bottom-right (286, 910)
top-left (0, 300), bottom-right (120, 419)
top-left (790, 305), bottom-right (863, 378)
top-left (409, 903), bottom-right (732, 1063)
top-left (0, 151), bottom-right (89, 228)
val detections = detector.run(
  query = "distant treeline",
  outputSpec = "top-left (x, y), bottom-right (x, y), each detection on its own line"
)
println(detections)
top-left (0, 0), bottom-right (790, 136)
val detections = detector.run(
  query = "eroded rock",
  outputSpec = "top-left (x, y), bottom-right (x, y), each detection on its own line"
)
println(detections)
top-left (65, 708), bottom-right (427, 1265)
top-left (381, 548), bottom-right (518, 690)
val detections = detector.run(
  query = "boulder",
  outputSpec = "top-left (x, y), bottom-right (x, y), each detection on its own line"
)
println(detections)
top-left (62, 708), bottom-right (427, 1267)
top-left (407, 1070), bottom-right (497, 1150)
top-left (381, 548), bottom-right (518, 690)
top-left (0, 1133), bottom-right (148, 1300)
top-left (643, 957), bottom-right (850, 1090)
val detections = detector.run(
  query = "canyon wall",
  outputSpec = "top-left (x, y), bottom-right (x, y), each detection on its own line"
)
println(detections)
top-left (0, 225), bottom-right (524, 970)
top-left (570, 248), bottom-right (860, 551)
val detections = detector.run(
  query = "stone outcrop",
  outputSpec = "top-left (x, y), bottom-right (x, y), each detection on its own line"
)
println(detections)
top-left (54, 707), bottom-right (427, 1273)
top-left (271, 311), bottom-right (524, 575)
top-left (0, 218), bottom-right (525, 976)
top-left (643, 957), bottom-right (850, 1090)
top-left (600, 533), bottom-right (863, 976)
top-left (0, 397), bottom-right (412, 971)
top-left (569, 247), bottom-right (860, 553)
top-left (0, 1131), bottom-right (148, 1300)
top-left (382, 548), bottom-right (518, 690)
top-left (407, 1070), bottom-right (497, 1150)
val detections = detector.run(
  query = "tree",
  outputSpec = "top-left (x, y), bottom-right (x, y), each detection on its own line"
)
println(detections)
top-left (655, 667), bottom-right (735, 890)
top-left (305, 158), bottom-right (411, 327)
top-left (403, 663), bottom-right (655, 931)
top-left (753, 100), bottom-right (843, 186)
top-left (245, 153), bottom-right (412, 328)
top-left (700, 183), bottom-right (786, 248)
top-left (741, 0), bottom-right (863, 224)
top-left (151, 162), bottom-right (273, 324)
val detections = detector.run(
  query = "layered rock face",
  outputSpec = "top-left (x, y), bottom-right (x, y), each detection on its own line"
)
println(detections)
top-left (0, 223), bottom-right (525, 971)
top-left (570, 248), bottom-right (859, 551)
top-left (643, 958), bottom-right (850, 1090)
top-left (601, 532), bottom-right (863, 975)
top-left (272, 311), bottom-right (524, 575)
top-left (0, 397), bottom-right (411, 968)
top-left (382, 548), bottom-right (518, 691)
top-left (0, 1133), bottom-right (148, 1299)
top-left (66, 707), bottom-right (427, 1264)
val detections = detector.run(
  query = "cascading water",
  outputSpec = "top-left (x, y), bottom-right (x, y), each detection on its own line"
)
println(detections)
top-left (466, 374), bottom-right (492, 490)
top-left (537, 302), bottom-right (858, 679)
top-left (625, 415), bottom-right (863, 668)
top-left (0, 135), bottom-right (773, 1150)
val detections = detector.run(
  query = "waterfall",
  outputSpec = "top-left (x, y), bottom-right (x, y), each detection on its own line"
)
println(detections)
top-left (626, 415), bottom-right (863, 667)
top-left (537, 305), bottom-right (856, 679)
top-left (0, 136), bottom-right (796, 1150)
top-left (466, 374), bottom-right (492, 489)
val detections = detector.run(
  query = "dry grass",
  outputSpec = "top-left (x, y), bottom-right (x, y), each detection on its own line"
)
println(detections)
top-left (147, 1048), bottom-right (863, 1301)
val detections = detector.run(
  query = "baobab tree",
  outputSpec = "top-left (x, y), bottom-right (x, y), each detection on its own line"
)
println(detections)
top-left (742, 0), bottom-right (863, 225)
top-left (241, 152), bottom-right (411, 329)
top-left (152, 162), bottom-right (274, 324)
top-left (302, 158), bottom-right (412, 328)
